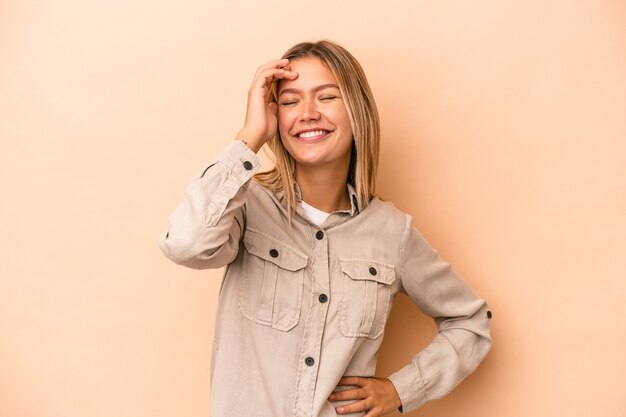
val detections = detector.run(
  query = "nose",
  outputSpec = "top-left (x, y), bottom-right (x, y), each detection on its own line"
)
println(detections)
top-left (299, 97), bottom-right (321, 122)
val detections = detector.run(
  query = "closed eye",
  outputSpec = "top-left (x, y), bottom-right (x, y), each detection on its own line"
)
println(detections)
top-left (279, 100), bottom-right (298, 106)
top-left (320, 96), bottom-right (338, 101)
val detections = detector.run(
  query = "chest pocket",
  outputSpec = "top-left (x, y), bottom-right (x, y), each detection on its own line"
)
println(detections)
top-left (239, 229), bottom-right (308, 331)
top-left (338, 259), bottom-right (396, 339)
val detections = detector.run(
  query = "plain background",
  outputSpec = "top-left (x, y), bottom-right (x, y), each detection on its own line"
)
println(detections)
top-left (1, 0), bottom-right (625, 416)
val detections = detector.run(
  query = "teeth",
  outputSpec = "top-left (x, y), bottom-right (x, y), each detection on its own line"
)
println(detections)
top-left (298, 130), bottom-right (327, 138)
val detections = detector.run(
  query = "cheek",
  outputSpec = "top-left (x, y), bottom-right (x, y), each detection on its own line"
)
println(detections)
top-left (330, 106), bottom-right (352, 133)
top-left (277, 111), bottom-right (293, 137)
top-left (338, 115), bottom-right (353, 138)
top-left (276, 114), bottom-right (293, 152)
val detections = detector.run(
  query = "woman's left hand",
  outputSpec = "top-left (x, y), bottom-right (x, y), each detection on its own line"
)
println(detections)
top-left (329, 376), bottom-right (402, 416)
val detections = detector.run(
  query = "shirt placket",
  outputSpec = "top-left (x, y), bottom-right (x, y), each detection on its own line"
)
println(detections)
top-left (292, 224), bottom-right (331, 417)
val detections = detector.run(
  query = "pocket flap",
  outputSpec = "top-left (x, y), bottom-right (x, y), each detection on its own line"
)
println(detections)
top-left (243, 229), bottom-right (308, 271)
top-left (339, 259), bottom-right (396, 285)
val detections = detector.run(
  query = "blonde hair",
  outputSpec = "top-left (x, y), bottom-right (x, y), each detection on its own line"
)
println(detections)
top-left (254, 40), bottom-right (380, 221)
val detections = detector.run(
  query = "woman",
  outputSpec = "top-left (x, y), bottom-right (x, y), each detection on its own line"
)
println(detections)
top-left (158, 40), bottom-right (492, 417)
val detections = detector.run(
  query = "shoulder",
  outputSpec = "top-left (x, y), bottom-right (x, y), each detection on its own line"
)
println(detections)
top-left (356, 197), bottom-right (413, 256)
top-left (364, 197), bottom-right (412, 228)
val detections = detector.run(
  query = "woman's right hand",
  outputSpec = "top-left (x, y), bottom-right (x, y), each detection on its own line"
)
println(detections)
top-left (236, 58), bottom-right (298, 153)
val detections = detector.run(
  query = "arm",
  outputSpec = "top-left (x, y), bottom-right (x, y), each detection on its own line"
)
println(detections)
top-left (329, 215), bottom-right (491, 416)
top-left (387, 215), bottom-right (492, 413)
top-left (157, 58), bottom-right (298, 269)
top-left (157, 140), bottom-right (260, 269)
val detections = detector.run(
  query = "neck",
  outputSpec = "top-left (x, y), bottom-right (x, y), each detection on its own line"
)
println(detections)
top-left (295, 162), bottom-right (351, 213)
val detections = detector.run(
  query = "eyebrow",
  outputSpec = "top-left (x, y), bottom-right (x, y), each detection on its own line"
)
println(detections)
top-left (278, 83), bottom-right (340, 97)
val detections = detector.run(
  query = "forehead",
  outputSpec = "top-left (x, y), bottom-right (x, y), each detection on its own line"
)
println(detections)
top-left (278, 56), bottom-right (338, 93)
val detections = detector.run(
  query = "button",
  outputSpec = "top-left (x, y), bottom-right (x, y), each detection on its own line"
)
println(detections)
top-left (318, 294), bottom-right (328, 303)
top-left (487, 310), bottom-right (492, 319)
top-left (315, 230), bottom-right (324, 240)
top-left (269, 249), bottom-right (279, 258)
top-left (243, 161), bottom-right (253, 170)
top-left (305, 357), bottom-right (315, 366)
top-left (369, 267), bottom-right (377, 276)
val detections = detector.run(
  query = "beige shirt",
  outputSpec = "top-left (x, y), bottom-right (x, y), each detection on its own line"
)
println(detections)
top-left (158, 141), bottom-right (492, 417)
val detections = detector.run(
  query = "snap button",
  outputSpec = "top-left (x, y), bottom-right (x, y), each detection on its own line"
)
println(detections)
top-left (305, 357), bottom-right (315, 366)
top-left (269, 249), bottom-right (279, 258)
top-left (369, 267), bottom-right (377, 276)
top-left (243, 161), bottom-right (253, 170)
top-left (315, 230), bottom-right (324, 240)
top-left (318, 294), bottom-right (328, 303)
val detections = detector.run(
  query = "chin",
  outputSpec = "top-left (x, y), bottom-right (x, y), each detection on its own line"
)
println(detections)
top-left (292, 155), bottom-right (327, 167)
top-left (285, 146), bottom-right (325, 165)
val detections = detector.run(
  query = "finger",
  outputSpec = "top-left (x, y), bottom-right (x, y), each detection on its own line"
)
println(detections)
top-left (364, 407), bottom-right (382, 417)
top-left (262, 68), bottom-right (298, 83)
top-left (337, 376), bottom-right (366, 387)
top-left (251, 68), bottom-right (297, 91)
top-left (335, 399), bottom-right (370, 415)
top-left (328, 388), bottom-right (366, 402)
top-left (253, 58), bottom-right (290, 78)
top-left (256, 58), bottom-right (289, 71)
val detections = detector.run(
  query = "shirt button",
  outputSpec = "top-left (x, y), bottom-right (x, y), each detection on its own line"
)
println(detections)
top-left (269, 249), bottom-right (279, 258)
top-left (318, 294), bottom-right (328, 303)
top-left (305, 357), bottom-right (315, 366)
top-left (243, 161), bottom-right (253, 170)
top-left (369, 267), bottom-right (377, 276)
top-left (315, 230), bottom-right (324, 240)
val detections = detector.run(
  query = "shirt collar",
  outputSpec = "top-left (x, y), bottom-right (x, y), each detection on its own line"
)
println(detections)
top-left (286, 181), bottom-right (360, 218)
top-left (346, 183), bottom-right (360, 216)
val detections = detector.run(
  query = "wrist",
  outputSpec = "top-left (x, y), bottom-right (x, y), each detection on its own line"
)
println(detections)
top-left (236, 128), bottom-right (265, 153)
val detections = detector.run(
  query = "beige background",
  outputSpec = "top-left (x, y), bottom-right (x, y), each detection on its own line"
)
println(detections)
top-left (1, 0), bottom-right (625, 416)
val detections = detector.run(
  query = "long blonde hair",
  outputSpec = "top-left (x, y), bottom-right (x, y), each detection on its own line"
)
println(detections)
top-left (254, 40), bottom-right (380, 221)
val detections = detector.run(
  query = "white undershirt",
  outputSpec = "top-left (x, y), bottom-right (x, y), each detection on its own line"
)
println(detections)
top-left (300, 201), bottom-right (330, 227)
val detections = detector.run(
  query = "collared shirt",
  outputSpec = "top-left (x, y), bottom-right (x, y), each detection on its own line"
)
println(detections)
top-left (158, 140), bottom-right (492, 417)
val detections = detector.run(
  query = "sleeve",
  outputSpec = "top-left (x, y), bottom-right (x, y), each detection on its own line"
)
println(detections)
top-left (157, 140), bottom-right (261, 269)
top-left (387, 215), bottom-right (492, 413)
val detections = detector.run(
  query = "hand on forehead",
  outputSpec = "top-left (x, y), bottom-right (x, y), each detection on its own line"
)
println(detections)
top-left (277, 57), bottom-right (339, 95)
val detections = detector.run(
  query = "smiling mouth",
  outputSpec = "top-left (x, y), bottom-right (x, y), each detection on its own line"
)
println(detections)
top-left (296, 130), bottom-right (331, 140)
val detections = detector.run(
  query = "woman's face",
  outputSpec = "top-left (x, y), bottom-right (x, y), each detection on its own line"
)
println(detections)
top-left (277, 57), bottom-right (353, 170)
